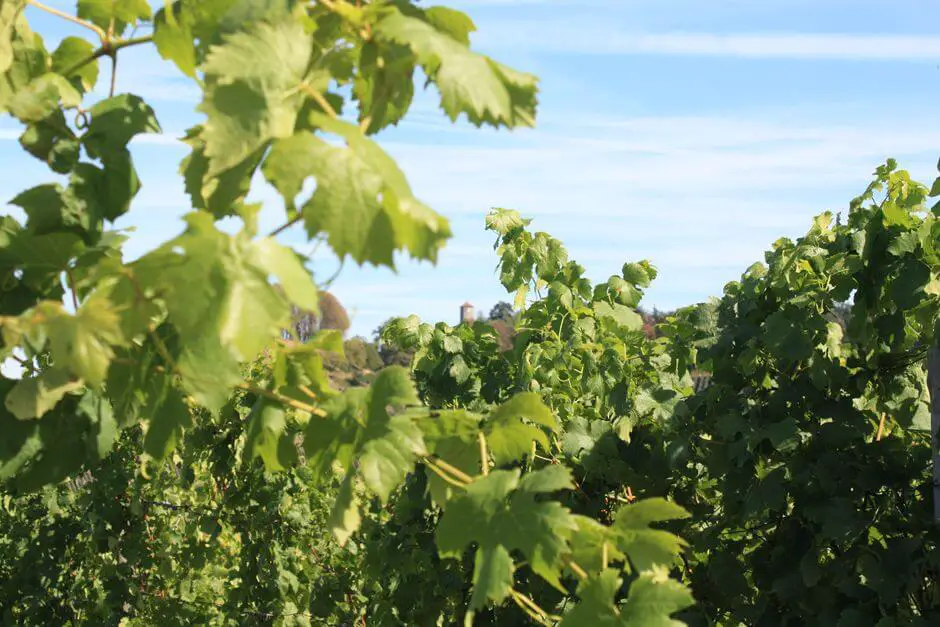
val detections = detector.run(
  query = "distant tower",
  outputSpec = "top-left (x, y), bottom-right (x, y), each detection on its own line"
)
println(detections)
top-left (459, 302), bottom-right (475, 325)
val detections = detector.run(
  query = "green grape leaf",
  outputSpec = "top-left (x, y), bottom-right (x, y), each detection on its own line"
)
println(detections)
top-left (243, 398), bottom-right (297, 472)
top-left (436, 467), bottom-right (579, 609)
top-left (483, 392), bottom-right (558, 465)
top-left (153, 2), bottom-right (197, 77)
top-left (4, 368), bottom-right (83, 420)
top-left (0, 388), bottom-right (117, 491)
top-left (265, 120), bottom-right (451, 267)
top-left (620, 569), bottom-right (695, 627)
top-left (0, 0), bottom-right (25, 75)
top-left (559, 568), bottom-right (693, 627)
top-left (130, 212), bottom-right (294, 410)
top-left (305, 367), bottom-right (426, 541)
top-left (10, 183), bottom-right (93, 236)
top-left (50, 36), bottom-right (99, 92)
top-left (181, 126), bottom-right (263, 218)
top-left (416, 409), bottom-right (481, 506)
top-left (7, 73), bottom-right (81, 123)
top-left (77, 0), bottom-right (151, 32)
top-left (9, 292), bottom-right (125, 386)
top-left (329, 474), bottom-right (362, 546)
top-left (250, 238), bottom-right (319, 313)
top-left (353, 40), bottom-right (415, 134)
top-left (424, 6), bottom-right (476, 45)
top-left (19, 110), bottom-right (81, 174)
top-left (82, 94), bottom-right (161, 159)
top-left (622, 261), bottom-right (656, 287)
top-left (374, 9), bottom-right (537, 128)
top-left (613, 499), bottom-right (690, 573)
top-left (569, 499), bottom-right (689, 575)
top-left (198, 19), bottom-right (314, 176)
top-left (142, 376), bottom-right (192, 464)
top-left (558, 569), bottom-right (624, 627)
top-left (594, 301), bottom-right (644, 332)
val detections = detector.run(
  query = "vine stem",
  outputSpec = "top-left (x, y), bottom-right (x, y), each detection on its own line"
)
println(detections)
top-left (269, 215), bottom-right (303, 237)
top-left (428, 456), bottom-right (474, 484)
top-left (424, 459), bottom-right (467, 488)
top-left (875, 413), bottom-right (886, 441)
top-left (509, 590), bottom-right (555, 626)
top-left (478, 431), bottom-right (490, 476)
top-left (26, 0), bottom-right (106, 39)
top-left (564, 556), bottom-right (589, 581)
top-left (109, 53), bottom-right (118, 97)
top-left (61, 35), bottom-right (154, 78)
top-left (300, 83), bottom-right (338, 118)
top-left (237, 383), bottom-right (327, 418)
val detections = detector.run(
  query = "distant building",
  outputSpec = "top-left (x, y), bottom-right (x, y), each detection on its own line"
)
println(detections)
top-left (459, 301), bottom-right (475, 325)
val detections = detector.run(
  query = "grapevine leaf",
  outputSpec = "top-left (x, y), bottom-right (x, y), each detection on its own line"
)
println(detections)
top-left (4, 368), bottom-right (83, 420)
top-left (82, 94), bottom-right (161, 159)
top-left (181, 126), bottom-right (263, 218)
top-left (436, 468), bottom-right (579, 607)
top-left (353, 40), bottom-right (415, 134)
top-left (142, 376), bottom-right (192, 464)
top-left (594, 301), bottom-right (643, 332)
top-left (77, 0), bottom-right (151, 32)
top-left (198, 19), bottom-right (313, 176)
top-left (153, 2), bottom-right (197, 78)
top-left (244, 398), bottom-right (296, 472)
top-left (0, 0), bottom-right (25, 74)
top-left (50, 36), bottom-right (99, 92)
top-left (559, 568), bottom-right (693, 627)
top-left (374, 9), bottom-right (537, 128)
top-left (483, 392), bottom-right (558, 465)
top-left (569, 499), bottom-right (690, 575)
top-left (0, 388), bottom-right (117, 491)
top-left (558, 569), bottom-right (624, 627)
top-left (131, 212), bottom-right (292, 410)
top-left (250, 238), bottom-right (319, 313)
top-left (622, 261), bottom-right (656, 287)
top-left (15, 292), bottom-right (124, 386)
top-left (424, 6), bottom-right (476, 45)
top-left (7, 73), bottom-right (80, 123)
top-left (19, 110), bottom-right (80, 174)
top-left (620, 569), bottom-right (695, 627)
top-left (329, 474), bottom-right (362, 546)
top-left (305, 367), bottom-right (426, 540)
top-left (611, 498), bottom-right (690, 573)
top-left (265, 120), bottom-right (451, 266)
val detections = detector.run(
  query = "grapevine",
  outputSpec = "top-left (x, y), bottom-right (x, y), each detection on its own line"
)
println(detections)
top-left (0, 1), bottom-right (693, 624)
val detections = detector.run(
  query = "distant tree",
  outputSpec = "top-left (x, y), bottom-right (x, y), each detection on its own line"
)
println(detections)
top-left (488, 301), bottom-right (514, 321)
top-left (343, 337), bottom-right (383, 371)
top-left (319, 291), bottom-right (350, 334)
top-left (284, 290), bottom-right (350, 342)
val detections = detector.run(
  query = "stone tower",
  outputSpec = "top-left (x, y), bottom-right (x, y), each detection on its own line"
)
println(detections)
top-left (459, 301), bottom-right (475, 325)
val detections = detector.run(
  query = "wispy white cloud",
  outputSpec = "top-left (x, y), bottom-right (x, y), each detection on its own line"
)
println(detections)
top-left (475, 28), bottom-right (940, 60)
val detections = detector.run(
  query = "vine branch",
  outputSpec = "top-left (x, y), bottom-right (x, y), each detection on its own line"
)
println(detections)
top-left (26, 0), bottom-right (106, 39)
top-left (61, 35), bottom-right (154, 79)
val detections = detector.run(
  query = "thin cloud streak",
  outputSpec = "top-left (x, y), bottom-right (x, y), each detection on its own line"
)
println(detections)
top-left (476, 28), bottom-right (940, 60)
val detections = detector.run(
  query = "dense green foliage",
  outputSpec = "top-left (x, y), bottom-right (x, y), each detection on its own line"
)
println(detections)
top-left (0, 1), bottom-right (938, 625)
top-left (0, 1), bottom-right (696, 624)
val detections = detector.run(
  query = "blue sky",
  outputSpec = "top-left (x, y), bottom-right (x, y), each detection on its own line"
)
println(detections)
top-left (4, 0), bottom-right (940, 338)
